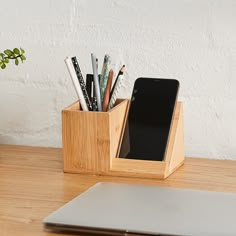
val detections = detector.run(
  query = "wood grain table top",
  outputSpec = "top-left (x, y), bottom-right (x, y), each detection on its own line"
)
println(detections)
top-left (1, 144), bottom-right (236, 235)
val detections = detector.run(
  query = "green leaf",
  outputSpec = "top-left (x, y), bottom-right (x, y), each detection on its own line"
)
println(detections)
top-left (20, 48), bottom-right (25, 54)
top-left (21, 55), bottom-right (26, 60)
top-left (1, 63), bottom-right (6, 69)
top-left (4, 58), bottom-right (9, 63)
top-left (15, 58), bottom-right (19, 65)
top-left (13, 48), bottom-right (20, 55)
top-left (0, 53), bottom-right (4, 59)
top-left (4, 49), bottom-right (14, 57)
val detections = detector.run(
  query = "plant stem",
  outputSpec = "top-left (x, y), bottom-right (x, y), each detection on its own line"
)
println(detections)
top-left (4, 55), bottom-right (22, 60)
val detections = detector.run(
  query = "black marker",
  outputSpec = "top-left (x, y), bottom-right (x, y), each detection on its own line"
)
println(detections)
top-left (86, 74), bottom-right (93, 100)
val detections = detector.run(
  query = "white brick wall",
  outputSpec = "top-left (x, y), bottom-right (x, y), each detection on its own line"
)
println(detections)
top-left (0, 0), bottom-right (236, 159)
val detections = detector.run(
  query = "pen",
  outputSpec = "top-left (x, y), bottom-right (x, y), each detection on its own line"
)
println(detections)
top-left (100, 54), bottom-right (111, 102)
top-left (91, 53), bottom-right (102, 111)
top-left (71, 57), bottom-right (93, 111)
top-left (65, 57), bottom-right (89, 111)
top-left (96, 58), bottom-right (98, 72)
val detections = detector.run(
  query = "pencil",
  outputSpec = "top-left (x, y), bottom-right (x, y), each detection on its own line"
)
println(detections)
top-left (108, 73), bottom-right (125, 110)
top-left (110, 65), bottom-right (125, 99)
top-left (103, 69), bottom-right (114, 112)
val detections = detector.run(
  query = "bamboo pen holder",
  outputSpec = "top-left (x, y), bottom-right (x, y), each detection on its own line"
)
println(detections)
top-left (62, 99), bottom-right (184, 179)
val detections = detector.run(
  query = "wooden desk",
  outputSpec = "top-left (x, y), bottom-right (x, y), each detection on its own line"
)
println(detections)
top-left (1, 145), bottom-right (236, 236)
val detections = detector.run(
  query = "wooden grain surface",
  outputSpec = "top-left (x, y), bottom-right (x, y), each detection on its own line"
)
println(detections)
top-left (63, 100), bottom-right (183, 179)
top-left (62, 99), bottom-right (129, 175)
top-left (1, 144), bottom-right (236, 236)
top-left (110, 102), bottom-right (184, 179)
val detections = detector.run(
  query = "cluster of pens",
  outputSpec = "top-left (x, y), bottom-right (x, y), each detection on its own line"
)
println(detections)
top-left (65, 54), bottom-right (125, 112)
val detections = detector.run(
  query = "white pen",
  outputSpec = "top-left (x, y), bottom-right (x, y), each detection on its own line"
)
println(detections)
top-left (65, 57), bottom-right (89, 111)
top-left (91, 53), bottom-right (102, 111)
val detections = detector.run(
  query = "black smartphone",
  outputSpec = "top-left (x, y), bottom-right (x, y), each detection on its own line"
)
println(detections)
top-left (118, 78), bottom-right (179, 161)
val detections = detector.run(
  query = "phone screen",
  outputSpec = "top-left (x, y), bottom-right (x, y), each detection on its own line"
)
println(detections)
top-left (118, 78), bottom-right (179, 161)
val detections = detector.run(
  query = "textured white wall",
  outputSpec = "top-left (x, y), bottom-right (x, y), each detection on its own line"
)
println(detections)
top-left (0, 0), bottom-right (236, 159)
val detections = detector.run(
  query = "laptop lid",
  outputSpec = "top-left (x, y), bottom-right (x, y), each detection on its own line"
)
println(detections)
top-left (43, 182), bottom-right (236, 236)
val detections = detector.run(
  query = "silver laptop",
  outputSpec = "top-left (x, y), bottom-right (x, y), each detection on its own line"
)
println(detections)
top-left (43, 182), bottom-right (236, 236)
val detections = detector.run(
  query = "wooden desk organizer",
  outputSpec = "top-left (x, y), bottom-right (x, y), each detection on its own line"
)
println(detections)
top-left (62, 99), bottom-right (184, 179)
